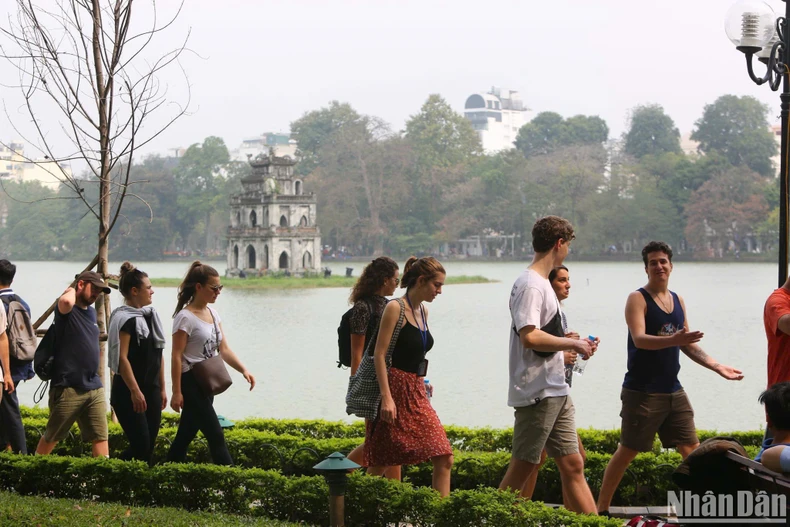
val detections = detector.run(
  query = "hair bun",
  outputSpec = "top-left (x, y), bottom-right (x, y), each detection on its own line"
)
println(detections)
top-left (119, 261), bottom-right (135, 276)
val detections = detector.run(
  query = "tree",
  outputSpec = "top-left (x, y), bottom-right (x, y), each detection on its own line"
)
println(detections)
top-left (691, 95), bottom-right (777, 177)
top-left (404, 94), bottom-right (482, 233)
top-left (515, 112), bottom-right (609, 158)
top-left (291, 101), bottom-right (364, 175)
top-left (174, 137), bottom-right (230, 250)
top-left (684, 166), bottom-right (770, 253)
top-left (624, 104), bottom-right (682, 158)
top-left (0, 1), bottom-right (188, 384)
top-left (305, 114), bottom-right (413, 255)
top-left (404, 94), bottom-right (482, 167)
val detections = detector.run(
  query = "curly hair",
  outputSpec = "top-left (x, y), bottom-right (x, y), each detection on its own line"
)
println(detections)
top-left (349, 257), bottom-right (399, 303)
top-left (400, 256), bottom-right (445, 289)
top-left (641, 241), bottom-right (673, 267)
top-left (531, 216), bottom-right (575, 253)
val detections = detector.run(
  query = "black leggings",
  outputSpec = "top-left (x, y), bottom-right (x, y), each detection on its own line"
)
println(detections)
top-left (111, 376), bottom-right (162, 465)
top-left (165, 370), bottom-right (232, 465)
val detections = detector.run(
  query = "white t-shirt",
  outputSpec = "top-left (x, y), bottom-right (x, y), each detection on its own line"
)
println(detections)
top-left (508, 268), bottom-right (569, 407)
top-left (173, 307), bottom-right (223, 373)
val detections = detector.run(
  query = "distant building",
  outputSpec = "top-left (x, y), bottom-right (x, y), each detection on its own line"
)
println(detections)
top-left (226, 153), bottom-right (321, 274)
top-left (230, 132), bottom-right (297, 162)
top-left (463, 87), bottom-right (531, 153)
top-left (0, 141), bottom-right (71, 190)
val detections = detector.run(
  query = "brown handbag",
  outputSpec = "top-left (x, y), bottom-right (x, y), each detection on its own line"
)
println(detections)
top-left (191, 310), bottom-right (233, 396)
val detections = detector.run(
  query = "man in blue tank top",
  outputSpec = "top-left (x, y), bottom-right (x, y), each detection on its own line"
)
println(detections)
top-left (597, 241), bottom-right (744, 515)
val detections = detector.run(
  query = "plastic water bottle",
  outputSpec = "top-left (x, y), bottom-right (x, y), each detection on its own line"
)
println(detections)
top-left (424, 379), bottom-right (432, 401)
top-left (573, 335), bottom-right (596, 375)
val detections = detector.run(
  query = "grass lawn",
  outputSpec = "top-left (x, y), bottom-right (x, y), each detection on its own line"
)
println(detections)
top-left (0, 490), bottom-right (299, 526)
top-left (149, 274), bottom-right (495, 289)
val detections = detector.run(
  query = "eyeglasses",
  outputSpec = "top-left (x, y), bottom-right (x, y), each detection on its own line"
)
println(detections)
top-left (208, 285), bottom-right (223, 292)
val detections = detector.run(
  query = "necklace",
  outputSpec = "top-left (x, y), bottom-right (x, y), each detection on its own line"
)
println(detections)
top-left (653, 292), bottom-right (672, 313)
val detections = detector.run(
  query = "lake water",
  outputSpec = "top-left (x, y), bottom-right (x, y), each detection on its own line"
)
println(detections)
top-left (6, 259), bottom-right (778, 433)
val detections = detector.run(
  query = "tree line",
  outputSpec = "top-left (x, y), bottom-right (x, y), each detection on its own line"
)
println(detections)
top-left (0, 93), bottom-right (779, 260)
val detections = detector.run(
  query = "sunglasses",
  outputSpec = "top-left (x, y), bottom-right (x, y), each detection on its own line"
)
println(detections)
top-left (208, 284), bottom-right (223, 292)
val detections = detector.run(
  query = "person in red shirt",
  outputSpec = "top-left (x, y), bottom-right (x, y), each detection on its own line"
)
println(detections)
top-left (765, 280), bottom-right (790, 390)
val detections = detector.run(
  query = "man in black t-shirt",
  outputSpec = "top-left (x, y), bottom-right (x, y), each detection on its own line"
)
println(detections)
top-left (36, 271), bottom-right (111, 457)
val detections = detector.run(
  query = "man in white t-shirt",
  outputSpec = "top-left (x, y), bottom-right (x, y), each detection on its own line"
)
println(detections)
top-left (498, 215), bottom-right (598, 514)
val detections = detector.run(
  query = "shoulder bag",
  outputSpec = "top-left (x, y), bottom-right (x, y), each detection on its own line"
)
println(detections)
top-left (191, 310), bottom-right (233, 397)
top-left (345, 298), bottom-right (406, 420)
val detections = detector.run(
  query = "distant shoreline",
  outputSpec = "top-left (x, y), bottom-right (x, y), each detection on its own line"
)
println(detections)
top-left (149, 274), bottom-right (496, 289)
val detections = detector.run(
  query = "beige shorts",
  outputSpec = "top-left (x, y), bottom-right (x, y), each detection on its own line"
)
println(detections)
top-left (620, 388), bottom-right (698, 452)
top-left (512, 395), bottom-right (578, 464)
top-left (44, 386), bottom-right (108, 443)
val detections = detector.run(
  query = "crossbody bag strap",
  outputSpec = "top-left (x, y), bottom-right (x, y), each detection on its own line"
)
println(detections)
top-left (206, 308), bottom-right (220, 356)
top-left (384, 298), bottom-right (406, 368)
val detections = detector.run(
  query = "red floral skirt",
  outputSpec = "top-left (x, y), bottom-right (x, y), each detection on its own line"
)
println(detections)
top-left (363, 367), bottom-right (452, 467)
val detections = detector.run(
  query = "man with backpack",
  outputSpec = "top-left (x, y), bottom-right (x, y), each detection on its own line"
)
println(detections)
top-left (0, 259), bottom-right (36, 454)
top-left (36, 271), bottom-right (111, 457)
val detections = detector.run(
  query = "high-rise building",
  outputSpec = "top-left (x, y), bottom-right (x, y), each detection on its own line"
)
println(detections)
top-left (463, 87), bottom-right (531, 153)
top-left (0, 141), bottom-right (71, 190)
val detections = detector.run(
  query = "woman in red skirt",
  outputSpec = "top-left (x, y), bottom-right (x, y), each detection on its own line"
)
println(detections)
top-left (365, 256), bottom-right (454, 496)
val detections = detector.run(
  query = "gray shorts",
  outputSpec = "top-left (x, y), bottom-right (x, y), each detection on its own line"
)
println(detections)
top-left (512, 395), bottom-right (579, 464)
top-left (44, 386), bottom-right (108, 443)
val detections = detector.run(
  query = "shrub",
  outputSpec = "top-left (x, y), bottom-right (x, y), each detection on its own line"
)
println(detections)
top-left (0, 454), bottom-right (621, 527)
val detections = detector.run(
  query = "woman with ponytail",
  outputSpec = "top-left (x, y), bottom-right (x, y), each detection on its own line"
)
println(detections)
top-left (108, 262), bottom-right (167, 464)
top-left (364, 256), bottom-right (454, 496)
top-left (344, 256), bottom-right (400, 477)
top-left (166, 261), bottom-right (255, 465)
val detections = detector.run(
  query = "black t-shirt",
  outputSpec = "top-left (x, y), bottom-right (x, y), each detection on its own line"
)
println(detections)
top-left (112, 316), bottom-right (163, 397)
top-left (53, 305), bottom-right (102, 390)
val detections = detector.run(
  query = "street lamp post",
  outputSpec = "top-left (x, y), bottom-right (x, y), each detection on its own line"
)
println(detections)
top-left (727, 0), bottom-right (790, 286)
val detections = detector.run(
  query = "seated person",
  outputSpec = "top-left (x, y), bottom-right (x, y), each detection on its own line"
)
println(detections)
top-left (756, 381), bottom-right (790, 472)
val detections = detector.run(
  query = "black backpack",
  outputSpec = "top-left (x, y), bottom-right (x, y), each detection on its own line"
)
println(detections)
top-left (337, 301), bottom-right (371, 368)
top-left (34, 322), bottom-right (56, 382)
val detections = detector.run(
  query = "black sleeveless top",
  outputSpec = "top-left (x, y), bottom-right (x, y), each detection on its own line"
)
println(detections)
top-left (391, 322), bottom-right (434, 373)
top-left (623, 288), bottom-right (684, 394)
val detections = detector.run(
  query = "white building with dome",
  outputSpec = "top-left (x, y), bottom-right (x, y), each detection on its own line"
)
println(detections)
top-left (463, 87), bottom-right (531, 153)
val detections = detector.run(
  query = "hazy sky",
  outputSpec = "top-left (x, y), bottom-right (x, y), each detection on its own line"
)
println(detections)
top-left (0, 0), bottom-right (787, 160)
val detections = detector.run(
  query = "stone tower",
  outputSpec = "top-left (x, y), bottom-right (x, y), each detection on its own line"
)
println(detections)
top-left (226, 153), bottom-right (321, 274)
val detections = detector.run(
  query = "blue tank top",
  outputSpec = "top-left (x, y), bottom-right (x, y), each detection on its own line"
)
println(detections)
top-left (623, 288), bottom-right (684, 394)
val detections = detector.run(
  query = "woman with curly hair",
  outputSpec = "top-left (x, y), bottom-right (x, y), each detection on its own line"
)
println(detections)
top-left (345, 256), bottom-right (400, 476)
top-left (365, 256), bottom-right (453, 496)
top-left (348, 257), bottom-right (400, 375)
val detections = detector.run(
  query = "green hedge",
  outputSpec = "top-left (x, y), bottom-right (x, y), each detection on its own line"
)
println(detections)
top-left (19, 406), bottom-right (766, 453)
top-left (0, 454), bottom-right (620, 527)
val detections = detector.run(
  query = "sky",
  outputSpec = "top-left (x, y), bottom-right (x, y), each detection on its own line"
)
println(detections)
top-left (0, 0), bottom-right (787, 162)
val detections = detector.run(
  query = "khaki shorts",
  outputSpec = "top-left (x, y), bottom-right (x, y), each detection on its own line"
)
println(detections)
top-left (619, 387), bottom-right (698, 452)
top-left (44, 386), bottom-right (108, 443)
top-left (512, 395), bottom-right (578, 464)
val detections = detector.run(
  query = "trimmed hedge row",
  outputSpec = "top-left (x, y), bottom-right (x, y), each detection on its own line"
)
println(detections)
top-left (0, 454), bottom-right (621, 527)
top-left (18, 407), bottom-right (766, 453)
top-left (20, 415), bottom-right (761, 505)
